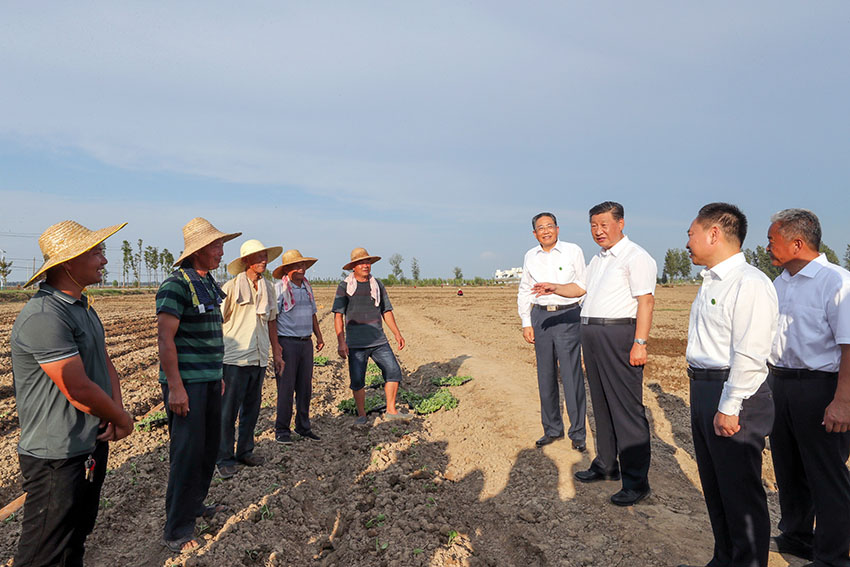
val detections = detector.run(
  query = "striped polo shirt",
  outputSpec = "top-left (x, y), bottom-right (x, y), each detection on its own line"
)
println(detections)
top-left (156, 272), bottom-right (225, 383)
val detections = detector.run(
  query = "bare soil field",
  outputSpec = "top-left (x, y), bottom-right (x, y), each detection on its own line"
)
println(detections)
top-left (0, 286), bottom-right (805, 566)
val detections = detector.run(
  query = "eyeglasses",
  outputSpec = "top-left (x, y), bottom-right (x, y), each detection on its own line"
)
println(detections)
top-left (534, 224), bottom-right (557, 232)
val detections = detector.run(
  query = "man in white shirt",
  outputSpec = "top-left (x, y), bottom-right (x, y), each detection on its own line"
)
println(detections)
top-left (681, 203), bottom-right (778, 567)
top-left (517, 212), bottom-right (588, 450)
top-left (765, 208), bottom-right (850, 567)
top-left (534, 201), bottom-right (656, 507)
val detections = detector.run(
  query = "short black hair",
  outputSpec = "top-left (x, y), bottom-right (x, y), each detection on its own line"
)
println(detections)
top-left (588, 201), bottom-right (624, 222)
top-left (770, 208), bottom-right (821, 250)
top-left (696, 202), bottom-right (747, 246)
top-left (531, 212), bottom-right (557, 230)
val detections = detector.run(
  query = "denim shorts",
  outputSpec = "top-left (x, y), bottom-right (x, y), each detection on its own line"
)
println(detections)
top-left (348, 342), bottom-right (402, 391)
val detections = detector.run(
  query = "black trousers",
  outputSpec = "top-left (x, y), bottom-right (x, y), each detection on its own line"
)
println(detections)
top-left (275, 337), bottom-right (314, 437)
top-left (218, 364), bottom-right (265, 466)
top-left (162, 381), bottom-right (221, 542)
top-left (770, 371), bottom-right (850, 567)
top-left (691, 376), bottom-right (773, 567)
top-left (531, 306), bottom-right (586, 442)
top-left (15, 441), bottom-right (109, 567)
top-left (581, 323), bottom-right (651, 491)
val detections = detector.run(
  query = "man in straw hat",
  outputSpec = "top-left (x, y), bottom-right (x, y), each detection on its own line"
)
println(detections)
top-left (10, 220), bottom-right (134, 566)
top-left (333, 247), bottom-right (407, 425)
top-left (273, 249), bottom-right (325, 443)
top-left (156, 217), bottom-right (241, 553)
top-left (216, 239), bottom-right (283, 478)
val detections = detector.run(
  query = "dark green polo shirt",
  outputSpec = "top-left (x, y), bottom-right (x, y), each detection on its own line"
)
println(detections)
top-left (156, 273), bottom-right (224, 383)
top-left (10, 284), bottom-right (112, 459)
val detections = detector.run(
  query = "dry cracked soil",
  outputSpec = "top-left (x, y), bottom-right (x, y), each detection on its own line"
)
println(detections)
top-left (0, 286), bottom-right (811, 566)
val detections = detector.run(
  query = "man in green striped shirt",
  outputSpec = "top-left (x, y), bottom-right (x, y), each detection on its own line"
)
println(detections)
top-left (156, 217), bottom-right (241, 554)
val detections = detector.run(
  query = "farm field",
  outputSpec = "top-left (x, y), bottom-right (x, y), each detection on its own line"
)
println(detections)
top-left (0, 286), bottom-right (804, 567)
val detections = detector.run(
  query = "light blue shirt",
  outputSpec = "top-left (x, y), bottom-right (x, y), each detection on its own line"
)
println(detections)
top-left (276, 283), bottom-right (316, 337)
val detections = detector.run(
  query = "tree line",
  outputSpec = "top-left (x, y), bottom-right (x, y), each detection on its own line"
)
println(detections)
top-left (661, 243), bottom-right (850, 283)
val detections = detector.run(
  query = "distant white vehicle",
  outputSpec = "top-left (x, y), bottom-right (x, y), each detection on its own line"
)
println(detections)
top-left (494, 267), bottom-right (523, 280)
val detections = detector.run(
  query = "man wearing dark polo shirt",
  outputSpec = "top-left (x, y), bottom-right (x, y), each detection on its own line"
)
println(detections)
top-left (11, 220), bottom-right (133, 566)
top-left (333, 247), bottom-right (406, 425)
top-left (156, 217), bottom-right (241, 553)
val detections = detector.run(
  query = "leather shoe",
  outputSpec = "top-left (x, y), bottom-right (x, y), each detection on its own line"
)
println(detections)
top-left (535, 434), bottom-right (564, 447)
top-left (610, 486), bottom-right (651, 506)
top-left (296, 429), bottom-right (321, 441)
top-left (769, 534), bottom-right (813, 561)
top-left (574, 468), bottom-right (620, 483)
top-left (571, 440), bottom-right (586, 452)
top-left (238, 454), bottom-right (265, 467)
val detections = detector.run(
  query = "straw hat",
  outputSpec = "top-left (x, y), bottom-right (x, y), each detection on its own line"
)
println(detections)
top-left (227, 239), bottom-right (283, 275)
top-left (342, 247), bottom-right (381, 271)
top-left (173, 217), bottom-right (242, 267)
top-left (272, 249), bottom-right (318, 279)
top-left (25, 220), bottom-right (127, 287)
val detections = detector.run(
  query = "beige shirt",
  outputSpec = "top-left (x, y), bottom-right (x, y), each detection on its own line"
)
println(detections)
top-left (221, 274), bottom-right (278, 367)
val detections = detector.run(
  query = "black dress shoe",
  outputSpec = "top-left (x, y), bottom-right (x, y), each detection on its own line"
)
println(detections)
top-left (610, 486), bottom-right (651, 506)
top-left (296, 430), bottom-right (321, 441)
top-left (574, 468), bottom-right (620, 483)
top-left (535, 434), bottom-right (564, 447)
top-left (769, 534), bottom-right (813, 560)
top-left (571, 441), bottom-right (586, 452)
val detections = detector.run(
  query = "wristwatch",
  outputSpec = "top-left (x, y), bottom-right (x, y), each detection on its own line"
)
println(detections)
top-left (634, 338), bottom-right (647, 345)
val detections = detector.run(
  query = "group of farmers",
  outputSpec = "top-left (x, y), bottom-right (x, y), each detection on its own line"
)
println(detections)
top-left (7, 200), bottom-right (850, 567)
top-left (8, 215), bottom-right (407, 562)
top-left (520, 201), bottom-right (849, 567)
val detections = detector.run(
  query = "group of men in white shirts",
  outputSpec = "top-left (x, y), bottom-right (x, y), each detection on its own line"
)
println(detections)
top-left (519, 201), bottom-right (850, 567)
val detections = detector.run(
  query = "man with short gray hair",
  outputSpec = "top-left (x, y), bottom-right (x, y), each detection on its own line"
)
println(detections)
top-left (766, 208), bottom-right (850, 566)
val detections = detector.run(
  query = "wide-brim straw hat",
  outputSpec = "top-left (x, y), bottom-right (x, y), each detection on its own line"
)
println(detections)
top-left (227, 239), bottom-right (283, 275)
top-left (272, 249), bottom-right (318, 279)
top-left (342, 247), bottom-right (381, 271)
top-left (25, 220), bottom-right (127, 287)
top-left (173, 217), bottom-right (242, 267)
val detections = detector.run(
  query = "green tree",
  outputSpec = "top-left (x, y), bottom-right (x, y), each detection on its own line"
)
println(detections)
top-left (132, 239), bottom-right (143, 287)
top-left (754, 245), bottom-right (782, 280)
top-left (663, 249), bottom-right (679, 281)
top-left (743, 248), bottom-right (757, 267)
top-left (144, 246), bottom-right (160, 285)
top-left (820, 242), bottom-right (839, 265)
top-left (453, 266), bottom-right (463, 280)
top-left (121, 240), bottom-right (133, 287)
top-left (0, 256), bottom-right (12, 288)
top-left (677, 249), bottom-right (692, 279)
top-left (159, 248), bottom-right (174, 280)
top-left (844, 245), bottom-right (850, 270)
top-left (410, 257), bottom-right (420, 281)
top-left (389, 253), bottom-right (404, 280)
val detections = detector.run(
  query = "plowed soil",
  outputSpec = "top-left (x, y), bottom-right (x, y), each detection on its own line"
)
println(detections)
top-left (0, 286), bottom-right (804, 566)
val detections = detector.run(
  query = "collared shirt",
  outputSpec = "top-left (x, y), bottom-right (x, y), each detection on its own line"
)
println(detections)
top-left (581, 235), bottom-right (657, 318)
top-left (517, 240), bottom-right (587, 327)
top-left (686, 253), bottom-right (778, 416)
top-left (10, 284), bottom-right (112, 459)
top-left (157, 272), bottom-right (226, 382)
top-left (770, 254), bottom-right (850, 372)
top-left (332, 278), bottom-right (393, 349)
top-left (275, 280), bottom-right (317, 337)
top-left (220, 276), bottom-right (278, 367)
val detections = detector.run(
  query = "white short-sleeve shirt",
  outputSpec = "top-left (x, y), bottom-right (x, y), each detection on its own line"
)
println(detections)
top-left (770, 254), bottom-right (850, 372)
top-left (517, 240), bottom-right (587, 327)
top-left (581, 235), bottom-right (657, 319)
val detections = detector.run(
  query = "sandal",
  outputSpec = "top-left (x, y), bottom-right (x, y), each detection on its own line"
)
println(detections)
top-left (163, 536), bottom-right (202, 554)
top-left (200, 504), bottom-right (229, 520)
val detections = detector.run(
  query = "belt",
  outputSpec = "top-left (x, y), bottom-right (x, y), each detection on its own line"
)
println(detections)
top-left (280, 335), bottom-right (312, 341)
top-left (581, 317), bottom-right (636, 326)
top-left (534, 303), bottom-right (580, 312)
top-left (687, 367), bottom-right (731, 381)
top-left (768, 365), bottom-right (838, 380)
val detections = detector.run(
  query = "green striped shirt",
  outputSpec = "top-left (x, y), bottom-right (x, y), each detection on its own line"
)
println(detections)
top-left (156, 273), bottom-right (224, 383)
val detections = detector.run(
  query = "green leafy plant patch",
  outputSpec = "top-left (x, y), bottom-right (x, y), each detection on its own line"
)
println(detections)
top-left (430, 375), bottom-right (473, 387)
top-left (313, 355), bottom-right (329, 366)
top-left (398, 389), bottom-right (424, 408)
top-left (337, 394), bottom-right (387, 415)
top-left (135, 411), bottom-right (167, 431)
top-left (414, 389), bottom-right (459, 415)
top-left (365, 373), bottom-right (386, 388)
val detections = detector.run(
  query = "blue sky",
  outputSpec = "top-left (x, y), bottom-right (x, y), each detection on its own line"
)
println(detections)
top-left (1, 2), bottom-right (848, 281)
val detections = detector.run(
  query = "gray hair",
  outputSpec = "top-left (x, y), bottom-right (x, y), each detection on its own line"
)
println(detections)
top-left (770, 208), bottom-right (821, 250)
